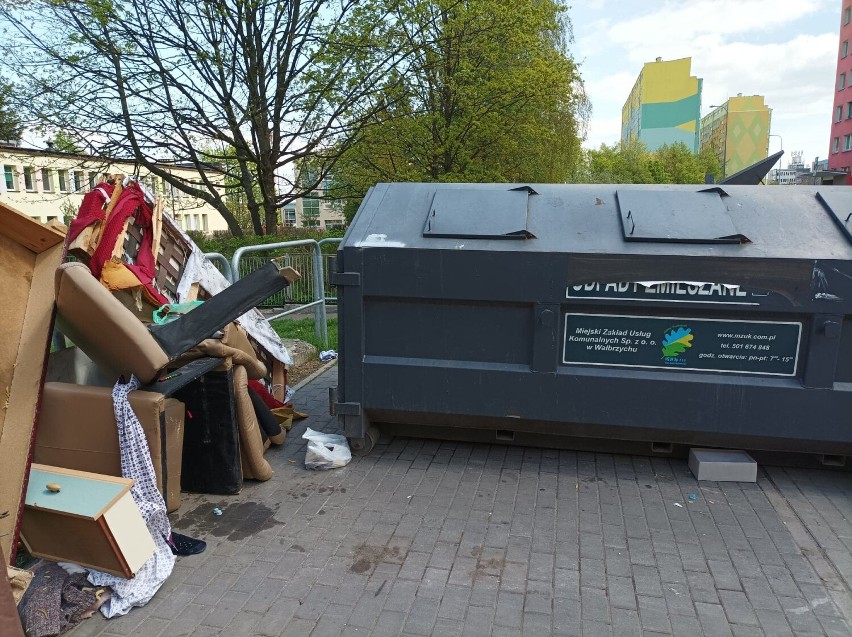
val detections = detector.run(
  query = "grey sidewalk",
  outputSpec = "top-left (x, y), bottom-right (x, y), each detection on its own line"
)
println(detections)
top-left (70, 365), bottom-right (852, 637)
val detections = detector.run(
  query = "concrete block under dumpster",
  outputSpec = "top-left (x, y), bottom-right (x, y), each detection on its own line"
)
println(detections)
top-left (331, 183), bottom-right (852, 464)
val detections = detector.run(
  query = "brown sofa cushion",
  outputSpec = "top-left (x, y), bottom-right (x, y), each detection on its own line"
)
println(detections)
top-left (54, 262), bottom-right (169, 383)
top-left (233, 366), bottom-right (273, 481)
top-left (170, 323), bottom-right (267, 380)
top-left (34, 382), bottom-right (185, 512)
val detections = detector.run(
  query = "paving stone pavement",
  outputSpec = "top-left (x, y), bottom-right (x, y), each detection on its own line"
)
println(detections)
top-left (68, 365), bottom-right (852, 637)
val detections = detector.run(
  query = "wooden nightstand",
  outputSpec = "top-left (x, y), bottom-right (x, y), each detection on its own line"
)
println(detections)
top-left (21, 465), bottom-right (155, 578)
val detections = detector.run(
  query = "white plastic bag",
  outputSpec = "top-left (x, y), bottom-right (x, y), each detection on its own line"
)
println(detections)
top-left (303, 427), bottom-right (352, 470)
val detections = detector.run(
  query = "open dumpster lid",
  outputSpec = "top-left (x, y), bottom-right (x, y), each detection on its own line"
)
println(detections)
top-left (817, 189), bottom-right (852, 246)
top-left (423, 188), bottom-right (535, 239)
top-left (616, 188), bottom-right (749, 244)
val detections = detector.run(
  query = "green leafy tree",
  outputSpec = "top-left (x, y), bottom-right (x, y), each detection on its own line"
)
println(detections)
top-left (584, 140), bottom-right (654, 183)
top-left (52, 130), bottom-right (83, 154)
top-left (0, 79), bottom-right (22, 142)
top-left (581, 140), bottom-right (722, 185)
top-left (0, 0), bottom-right (409, 236)
top-left (329, 0), bottom-right (589, 212)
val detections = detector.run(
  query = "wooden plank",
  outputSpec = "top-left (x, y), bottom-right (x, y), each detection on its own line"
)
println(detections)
top-left (0, 242), bottom-right (63, 561)
top-left (0, 201), bottom-right (65, 254)
top-left (102, 492), bottom-right (156, 575)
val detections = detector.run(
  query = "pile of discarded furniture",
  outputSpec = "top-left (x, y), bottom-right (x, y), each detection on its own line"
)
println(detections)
top-left (0, 175), bottom-right (300, 634)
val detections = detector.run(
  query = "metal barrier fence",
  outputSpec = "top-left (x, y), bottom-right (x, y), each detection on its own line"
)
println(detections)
top-left (208, 237), bottom-right (342, 346)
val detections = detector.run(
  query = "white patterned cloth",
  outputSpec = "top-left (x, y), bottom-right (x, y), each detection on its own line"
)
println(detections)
top-left (87, 376), bottom-right (175, 617)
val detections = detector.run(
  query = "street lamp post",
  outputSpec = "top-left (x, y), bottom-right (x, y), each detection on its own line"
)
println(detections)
top-left (768, 134), bottom-right (783, 153)
top-left (768, 134), bottom-right (783, 183)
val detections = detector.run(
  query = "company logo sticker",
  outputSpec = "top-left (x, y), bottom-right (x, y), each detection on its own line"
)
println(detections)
top-left (662, 325), bottom-right (693, 363)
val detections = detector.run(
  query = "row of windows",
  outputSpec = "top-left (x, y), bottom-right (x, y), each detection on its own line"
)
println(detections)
top-left (3, 165), bottom-right (98, 193)
top-left (2, 164), bottom-right (193, 200)
top-left (175, 213), bottom-right (209, 232)
top-left (831, 134), bottom-right (852, 153)
top-left (834, 102), bottom-right (852, 122)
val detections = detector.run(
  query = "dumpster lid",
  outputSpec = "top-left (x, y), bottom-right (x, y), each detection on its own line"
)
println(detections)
top-left (816, 189), bottom-right (852, 246)
top-left (423, 188), bottom-right (535, 239)
top-left (616, 188), bottom-right (750, 244)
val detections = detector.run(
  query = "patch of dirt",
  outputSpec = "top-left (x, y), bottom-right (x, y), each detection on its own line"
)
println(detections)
top-left (349, 543), bottom-right (407, 574)
top-left (288, 358), bottom-right (330, 387)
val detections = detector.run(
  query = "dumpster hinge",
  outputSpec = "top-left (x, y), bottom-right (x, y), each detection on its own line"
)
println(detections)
top-left (330, 272), bottom-right (360, 287)
top-left (334, 401), bottom-right (362, 416)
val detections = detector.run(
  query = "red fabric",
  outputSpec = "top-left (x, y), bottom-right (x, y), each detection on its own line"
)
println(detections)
top-left (67, 183), bottom-right (114, 243)
top-left (248, 380), bottom-right (286, 409)
top-left (89, 182), bottom-right (168, 306)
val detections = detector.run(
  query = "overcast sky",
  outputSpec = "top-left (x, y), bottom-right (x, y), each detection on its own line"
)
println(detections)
top-left (570, 0), bottom-right (839, 168)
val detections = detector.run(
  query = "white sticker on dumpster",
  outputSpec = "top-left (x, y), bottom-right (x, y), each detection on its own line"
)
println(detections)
top-left (566, 281), bottom-right (772, 305)
top-left (563, 313), bottom-right (801, 376)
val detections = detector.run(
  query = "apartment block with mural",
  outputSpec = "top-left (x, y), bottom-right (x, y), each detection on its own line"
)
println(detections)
top-left (0, 145), bottom-right (230, 232)
top-left (621, 57), bottom-right (702, 152)
top-left (699, 94), bottom-right (772, 179)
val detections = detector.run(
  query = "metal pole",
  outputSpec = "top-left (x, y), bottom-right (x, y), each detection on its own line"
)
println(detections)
top-left (317, 238), bottom-right (343, 303)
top-left (231, 239), bottom-right (329, 345)
top-left (203, 252), bottom-right (234, 283)
top-left (232, 239), bottom-right (319, 281)
top-left (311, 243), bottom-right (328, 346)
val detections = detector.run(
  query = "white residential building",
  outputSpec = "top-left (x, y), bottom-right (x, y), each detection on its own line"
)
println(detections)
top-left (0, 144), bottom-right (229, 233)
top-left (283, 192), bottom-right (346, 230)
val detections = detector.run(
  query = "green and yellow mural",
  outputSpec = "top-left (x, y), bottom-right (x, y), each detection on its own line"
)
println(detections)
top-left (621, 57), bottom-right (702, 152)
top-left (699, 95), bottom-right (771, 178)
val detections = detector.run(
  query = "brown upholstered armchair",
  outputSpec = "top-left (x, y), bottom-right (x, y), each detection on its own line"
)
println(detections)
top-left (53, 260), bottom-right (299, 391)
top-left (42, 259), bottom-right (299, 500)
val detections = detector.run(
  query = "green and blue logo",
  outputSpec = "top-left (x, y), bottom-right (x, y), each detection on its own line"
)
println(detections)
top-left (662, 325), bottom-right (693, 359)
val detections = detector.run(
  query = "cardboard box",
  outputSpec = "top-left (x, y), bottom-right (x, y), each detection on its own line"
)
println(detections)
top-left (0, 202), bottom-right (65, 563)
top-left (35, 383), bottom-right (186, 512)
top-left (0, 545), bottom-right (24, 637)
top-left (21, 464), bottom-right (155, 578)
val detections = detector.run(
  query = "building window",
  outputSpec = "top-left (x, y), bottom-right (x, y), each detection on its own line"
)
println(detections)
top-left (835, 137), bottom-right (841, 153)
top-left (23, 166), bottom-right (35, 191)
top-left (302, 196), bottom-right (320, 227)
top-left (844, 41), bottom-right (849, 58)
top-left (4, 165), bottom-right (17, 191)
top-left (73, 170), bottom-right (85, 191)
top-left (838, 105), bottom-right (843, 122)
top-left (89, 172), bottom-right (97, 189)
top-left (283, 209), bottom-right (296, 227)
top-left (57, 170), bottom-right (68, 192)
top-left (202, 214), bottom-right (208, 232)
top-left (846, 6), bottom-right (851, 25)
top-left (844, 134), bottom-right (852, 151)
top-left (842, 73), bottom-right (848, 90)
top-left (41, 168), bottom-right (52, 192)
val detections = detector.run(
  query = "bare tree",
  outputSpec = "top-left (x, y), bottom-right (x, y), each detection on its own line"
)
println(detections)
top-left (0, 0), bottom-right (408, 235)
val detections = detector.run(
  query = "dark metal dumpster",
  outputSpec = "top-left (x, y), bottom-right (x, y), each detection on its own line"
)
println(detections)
top-left (331, 183), bottom-right (852, 463)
